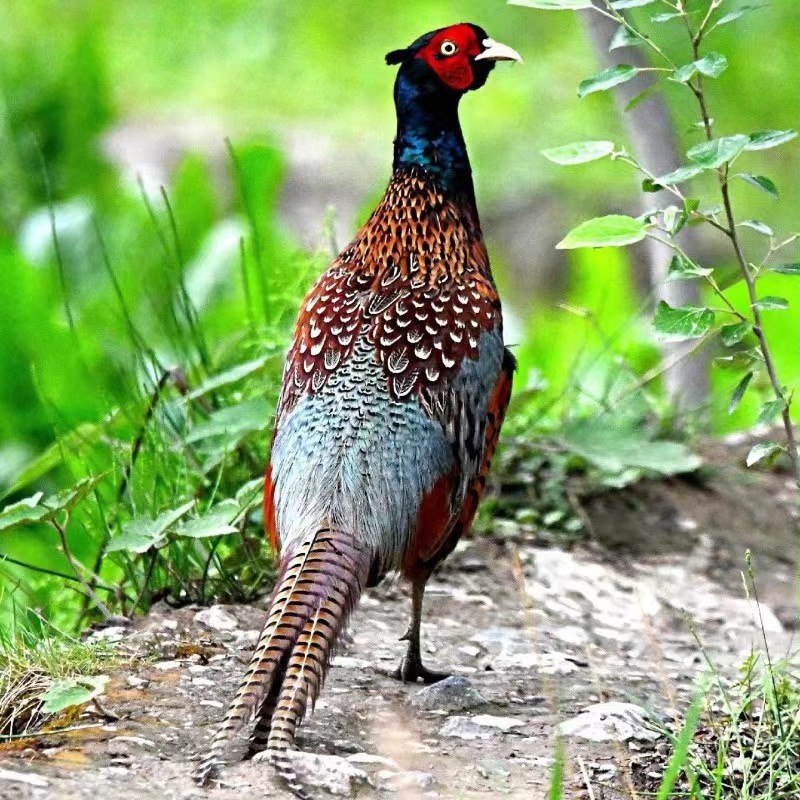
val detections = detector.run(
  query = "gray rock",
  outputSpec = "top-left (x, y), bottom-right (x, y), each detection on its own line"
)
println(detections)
top-left (86, 625), bottom-right (129, 643)
top-left (194, 605), bottom-right (238, 631)
top-left (377, 770), bottom-right (435, 791)
top-left (109, 735), bottom-right (156, 750)
top-left (0, 768), bottom-right (49, 787)
top-left (557, 702), bottom-right (661, 742)
top-left (346, 752), bottom-right (398, 768)
top-left (332, 656), bottom-right (372, 670)
top-left (408, 676), bottom-right (486, 712)
top-left (551, 625), bottom-right (590, 647)
top-left (494, 651), bottom-right (579, 675)
top-left (440, 714), bottom-right (524, 740)
top-left (234, 629), bottom-right (260, 647)
top-left (254, 751), bottom-right (369, 796)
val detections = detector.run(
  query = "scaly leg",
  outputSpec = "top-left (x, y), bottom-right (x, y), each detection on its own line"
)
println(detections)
top-left (392, 578), bottom-right (449, 684)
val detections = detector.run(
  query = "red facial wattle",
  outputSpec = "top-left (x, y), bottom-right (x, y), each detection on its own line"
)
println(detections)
top-left (415, 23), bottom-right (483, 92)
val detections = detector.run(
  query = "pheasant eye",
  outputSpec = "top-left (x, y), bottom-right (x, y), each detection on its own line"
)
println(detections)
top-left (439, 40), bottom-right (458, 57)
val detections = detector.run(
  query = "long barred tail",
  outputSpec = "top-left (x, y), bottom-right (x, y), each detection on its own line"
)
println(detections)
top-left (195, 525), bottom-right (371, 797)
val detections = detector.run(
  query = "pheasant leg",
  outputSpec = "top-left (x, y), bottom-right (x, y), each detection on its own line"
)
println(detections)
top-left (392, 579), bottom-right (449, 684)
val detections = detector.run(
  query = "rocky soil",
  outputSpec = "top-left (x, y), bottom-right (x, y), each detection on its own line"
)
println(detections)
top-left (0, 439), bottom-right (797, 800)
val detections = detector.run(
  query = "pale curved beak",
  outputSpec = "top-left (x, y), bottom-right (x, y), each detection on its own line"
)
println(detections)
top-left (474, 38), bottom-right (523, 64)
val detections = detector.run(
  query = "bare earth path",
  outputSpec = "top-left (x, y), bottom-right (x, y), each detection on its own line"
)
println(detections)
top-left (1, 440), bottom-right (796, 800)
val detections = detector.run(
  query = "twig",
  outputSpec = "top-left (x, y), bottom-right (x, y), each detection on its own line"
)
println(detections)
top-left (0, 723), bottom-right (106, 742)
top-left (595, 0), bottom-right (676, 68)
top-left (117, 367), bottom-right (190, 501)
top-left (52, 517), bottom-right (114, 620)
top-left (0, 553), bottom-right (117, 594)
top-left (578, 756), bottom-right (597, 800)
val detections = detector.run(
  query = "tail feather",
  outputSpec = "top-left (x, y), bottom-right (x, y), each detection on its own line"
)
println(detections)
top-left (267, 532), bottom-right (369, 797)
top-left (195, 525), bottom-right (370, 796)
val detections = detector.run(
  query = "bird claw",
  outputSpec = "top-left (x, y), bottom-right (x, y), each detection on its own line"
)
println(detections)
top-left (391, 656), bottom-right (450, 684)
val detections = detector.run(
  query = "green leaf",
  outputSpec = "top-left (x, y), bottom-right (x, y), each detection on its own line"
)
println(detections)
top-left (746, 441), bottom-right (783, 467)
top-left (541, 140), bottom-right (615, 165)
top-left (556, 215), bottom-right (648, 249)
top-left (673, 53), bottom-right (726, 83)
top-left (728, 372), bottom-right (753, 414)
top-left (687, 135), bottom-right (749, 169)
top-left (548, 739), bottom-right (565, 800)
top-left (720, 321), bottom-right (750, 347)
top-left (508, 0), bottom-right (593, 7)
top-left (561, 420), bottom-right (701, 475)
top-left (696, 52), bottom-right (728, 78)
top-left (771, 263), bottom-right (800, 275)
top-left (609, 25), bottom-right (640, 51)
top-left (661, 206), bottom-right (679, 232)
top-left (666, 254), bottom-right (712, 281)
top-left (578, 65), bottom-right (639, 98)
top-left (187, 356), bottom-right (270, 400)
top-left (4, 422), bottom-right (105, 498)
top-left (107, 500), bottom-right (195, 553)
top-left (186, 398), bottom-right (271, 444)
top-left (652, 165), bottom-right (703, 187)
top-left (745, 130), bottom-right (798, 151)
top-left (623, 81), bottom-right (660, 112)
top-left (739, 220), bottom-right (773, 236)
top-left (0, 493), bottom-right (48, 532)
top-left (652, 12), bottom-right (682, 22)
top-left (177, 499), bottom-right (240, 539)
top-left (235, 476), bottom-right (266, 509)
top-left (43, 475), bottom-right (107, 515)
top-left (0, 475), bottom-right (107, 533)
top-left (40, 675), bottom-right (108, 714)
top-left (757, 399), bottom-right (785, 425)
top-left (656, 691), bottom-right (705, 800)
top-left (672, 63), bottom-right (698, 83)
top-left (709, 9), bottom-right (747, 32)
top-left (684, 198), bottom-right (700, 215)
top-left (653, 302), bottom-right (715, 342)
top-left (736, 173), bottom-right (778, 198)
top-left (610, 0), bottom-right (656, 7)
top-left (754, 296), bottom-right (789, 310)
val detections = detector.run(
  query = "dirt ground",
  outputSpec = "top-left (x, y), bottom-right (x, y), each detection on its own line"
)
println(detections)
top-left (0, 437), bottom-right (797, 800)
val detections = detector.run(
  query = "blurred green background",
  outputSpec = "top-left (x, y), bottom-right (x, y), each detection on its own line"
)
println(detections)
top-left (0, 0), bottom-right (797, 629)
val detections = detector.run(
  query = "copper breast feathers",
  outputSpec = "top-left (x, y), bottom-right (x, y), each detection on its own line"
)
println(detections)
top-left (278, 169), bottom-right (503, 418)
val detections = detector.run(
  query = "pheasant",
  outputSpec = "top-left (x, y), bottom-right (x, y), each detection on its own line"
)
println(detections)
top-left (197, 23), bottom-right (520, 797)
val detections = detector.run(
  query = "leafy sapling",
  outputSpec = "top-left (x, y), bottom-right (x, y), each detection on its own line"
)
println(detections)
top-left (516, 0), bottom-right (798, 476)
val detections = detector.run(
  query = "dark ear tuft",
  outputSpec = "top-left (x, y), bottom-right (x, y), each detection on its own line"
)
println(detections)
top-left (385, 48), bottom-right (409, 66)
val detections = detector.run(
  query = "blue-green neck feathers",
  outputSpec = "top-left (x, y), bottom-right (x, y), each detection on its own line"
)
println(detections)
top-left (392, 69), bottom-right (473, 197)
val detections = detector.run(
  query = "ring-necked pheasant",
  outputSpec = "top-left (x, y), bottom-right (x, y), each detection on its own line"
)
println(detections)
top-left (197, 23), bottom-right (520, 796)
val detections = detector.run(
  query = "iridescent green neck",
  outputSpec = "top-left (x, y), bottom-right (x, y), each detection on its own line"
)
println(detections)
top-left (392, 69), bottom-right (474, 197)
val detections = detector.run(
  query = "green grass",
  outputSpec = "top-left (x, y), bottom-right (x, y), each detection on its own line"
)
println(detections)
top-left (551, 557), bottom-right (800, 800)
top-left (0, 614), bottom-right (118, 740)
top-left (0, 137), bottom-right (315, 631)
top-left (630, 653), bottom-right (800, 799)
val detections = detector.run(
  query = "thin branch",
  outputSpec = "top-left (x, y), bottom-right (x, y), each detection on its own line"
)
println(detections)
top-left (596, 0), bottom-right (677, 68)
top-left (52, 518), bottom-right (114, 620)
top-left (685, 14), bottom-right (799, 471)
top-left (646, 232), bottom-right (747, 321)
top-left (0, 553), bottom-right (117, 594)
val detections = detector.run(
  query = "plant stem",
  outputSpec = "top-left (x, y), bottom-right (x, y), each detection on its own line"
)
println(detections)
top-left (53, 519), bottom-right (114, 620)
top-left (686, 7), bottom-right (799, 473)
top-left (646, 232), bottom-right (746, 321)
top-left (0, 554), bottom-right (117, 593)
top-left (597, 1), bottom-right (676, 68)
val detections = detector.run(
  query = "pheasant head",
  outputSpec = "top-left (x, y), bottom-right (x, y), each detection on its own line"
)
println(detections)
top-left (386, 23), bottom-right (522, 93)
top-left (386, 24), bottom-right (521, 193)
